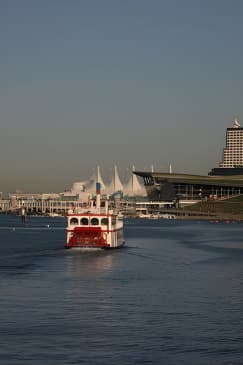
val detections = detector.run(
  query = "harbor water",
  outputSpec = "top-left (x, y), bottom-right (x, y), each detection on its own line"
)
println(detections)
top-left (0, 215), bottom-right (243, 365)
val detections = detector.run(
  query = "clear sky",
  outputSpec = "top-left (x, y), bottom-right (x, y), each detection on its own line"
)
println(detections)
top-left (1, 0), bottom-right (243, 193)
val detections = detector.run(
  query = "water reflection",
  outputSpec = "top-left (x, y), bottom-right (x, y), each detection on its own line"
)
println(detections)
top-left (64, 251), bottom-right (115, 314)
top-left (64, 250), bottom-right (114, 278)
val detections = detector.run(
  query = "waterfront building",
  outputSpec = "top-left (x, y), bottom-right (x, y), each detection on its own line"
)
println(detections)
top-left (134, 171), bottom-right (243, 203)
top-left (0, 166), bottom-right (146, 215)
top-left (210, 117), bottom-right (243, 176)
top-left (123, 166), bottom-right (147, 197)
top-left (105, 165), bottom-right (124, 194)
top-left (70, 165), bottom-right (146, 197)
top-left (83, 165), bottom-right (107, 194)
top-left (0, 192), bottom-right (90, 216)
top-left (135, 117), bottom-right (243, 203)
top-left (0, 199), bottom-right (10, 212)
top-left (220, 117), bottom-right (243, 167)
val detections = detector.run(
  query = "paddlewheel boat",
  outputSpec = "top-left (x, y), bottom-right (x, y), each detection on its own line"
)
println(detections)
top-left (65, 183), bottom-right (125, 250)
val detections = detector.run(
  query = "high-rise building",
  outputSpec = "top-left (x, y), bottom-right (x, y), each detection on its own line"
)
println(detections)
top-left (209, 117), bottom-right (243, 176)
top-left (219, 117), bottom-right (243, 167)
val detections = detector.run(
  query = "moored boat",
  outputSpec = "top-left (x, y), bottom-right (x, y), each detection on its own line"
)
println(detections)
top-left (65, 183), bottom-right (125, 250)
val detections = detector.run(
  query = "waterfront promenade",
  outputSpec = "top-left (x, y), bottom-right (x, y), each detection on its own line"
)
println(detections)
top-left (1, 196), bottom-right (243, 221)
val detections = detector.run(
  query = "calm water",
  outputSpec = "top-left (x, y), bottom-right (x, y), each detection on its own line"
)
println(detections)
top-left (0, 215), bottom-right (243, 365)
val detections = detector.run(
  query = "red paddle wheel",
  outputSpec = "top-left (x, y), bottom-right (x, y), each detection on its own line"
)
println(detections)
top-left (65, 226), bottom-right (109, 249)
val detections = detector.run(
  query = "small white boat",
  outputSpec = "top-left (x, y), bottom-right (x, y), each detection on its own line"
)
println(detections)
top-left (160, 214), bottom-right (176, 219)
top-left (65, 183), bottom-right (125, 250)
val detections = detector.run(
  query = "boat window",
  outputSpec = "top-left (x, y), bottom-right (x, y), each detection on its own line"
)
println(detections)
top-left (80, 217), bottom-right (88, 225)
top-left (91, 217), bottom-right (99, 226)
top-left (70, 217), bottom-right (79, 225)
top-left (101, 218), bottom-right (108, 225)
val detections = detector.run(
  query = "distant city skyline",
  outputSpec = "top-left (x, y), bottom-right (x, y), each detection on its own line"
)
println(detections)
top-left (1, 0), bottom-right (243, 193)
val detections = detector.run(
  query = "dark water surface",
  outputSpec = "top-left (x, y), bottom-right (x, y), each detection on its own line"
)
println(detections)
top-left (0, 215), bottom-right (243, 365)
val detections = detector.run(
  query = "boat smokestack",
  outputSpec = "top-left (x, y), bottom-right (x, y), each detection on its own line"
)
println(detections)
top-left (105, 195), bottom-right (109, 214)
top-left (96, 182), bottom-right (101, 213)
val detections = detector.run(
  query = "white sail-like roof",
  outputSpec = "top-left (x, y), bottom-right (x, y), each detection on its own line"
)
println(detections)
top-left (106, 165), bottom-right (124, 194)
top-left (84, 166), bottom-right (107, 194)
top-left (70, 165), bottom-right (147, 197)
top-left (123, 167), bottom-right (147, 197)
top-left (71, 181), bottom-right (86, 193)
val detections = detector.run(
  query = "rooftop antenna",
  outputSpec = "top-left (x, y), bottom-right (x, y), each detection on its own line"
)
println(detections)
top-left (233, 117), bottom-right (240, 128)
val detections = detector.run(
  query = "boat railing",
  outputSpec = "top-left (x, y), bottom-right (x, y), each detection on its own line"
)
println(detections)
top-left (68, 207), bottom-right (115, 215)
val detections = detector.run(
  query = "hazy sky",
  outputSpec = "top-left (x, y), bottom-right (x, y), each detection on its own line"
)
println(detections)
top-left (1, 0), bottom-right (243, 193)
